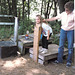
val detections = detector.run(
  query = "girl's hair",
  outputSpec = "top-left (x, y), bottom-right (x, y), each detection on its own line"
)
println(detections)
top-left (36, 15), bottom-right (48, 24)
top-left (64, 1), bottom-right (74, 12)
top-left (36, 15), bottom-right (42, 23)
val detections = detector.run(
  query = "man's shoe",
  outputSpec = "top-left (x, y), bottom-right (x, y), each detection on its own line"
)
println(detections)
top-left (54, 60), bottom-right (59, 64)
top-left (66, 62), bottom-right (71, 67)
top-left (54, 60), bottom-right (63, 64)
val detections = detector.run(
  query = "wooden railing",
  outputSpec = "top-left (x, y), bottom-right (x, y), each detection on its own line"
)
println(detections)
top-left (0, 15), bottom-right (14, 25)
top-left (0, 15), bottom-right (18, 46)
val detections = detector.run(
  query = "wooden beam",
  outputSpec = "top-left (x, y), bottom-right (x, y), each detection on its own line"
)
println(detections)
top-left (0, 15), bottom-right (14, 17)
top-left (14, 17), bottom-right (18, 46)
top-left (0, 22), bottom-right (14, 25)
top-left (33, 24), bottom-right (42, 62)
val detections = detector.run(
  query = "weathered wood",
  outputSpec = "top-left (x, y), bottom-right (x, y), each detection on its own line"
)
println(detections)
top-left (0, 41), bottom-right (17, 58)
top-left (0, 22), bottom-right (14, 25)
top-left (33, 25), bottom-right (42, 62)
top-left (30, 54), bottom-right (48, 65)
top-left (11, 33), bottom-right (53, 55)
top-left (0, 15), bottom-right (14, 25)
top-left (38, 59), bottom-right (48, 65)
top-left (14, 17), bottom-right (18, 46)
top-left (72, 44), bottom-right (75, 68)
top-left (73, 28), bottom-right (75, 66)
top-left (29, 44), bottom-right (68, 65)
top-left (0, 15), bottom-right (14, 17)
top-left (74, 46), bottom-right (75, 66)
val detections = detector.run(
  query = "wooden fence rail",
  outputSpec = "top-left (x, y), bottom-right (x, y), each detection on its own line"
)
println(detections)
top-left (0, 15), bottom-right (18, 46)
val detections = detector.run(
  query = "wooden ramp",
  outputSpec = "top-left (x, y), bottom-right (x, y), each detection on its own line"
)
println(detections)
top-left (29, 44), bottom-right (68, 65)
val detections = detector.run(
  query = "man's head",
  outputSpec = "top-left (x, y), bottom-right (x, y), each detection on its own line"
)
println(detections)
top-left (64, 1), bottom-right (74, 14)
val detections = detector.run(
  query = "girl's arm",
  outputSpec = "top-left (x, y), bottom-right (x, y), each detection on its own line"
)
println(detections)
top-left (47, 30), bottom-right (50, 40)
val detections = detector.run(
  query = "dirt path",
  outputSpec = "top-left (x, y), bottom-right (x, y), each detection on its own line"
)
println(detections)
top-left (0, 54), bottom-right (75, 75)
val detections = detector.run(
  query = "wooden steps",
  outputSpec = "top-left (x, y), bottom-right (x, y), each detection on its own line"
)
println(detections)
top-left (29, 44), bottom-right (68, 65)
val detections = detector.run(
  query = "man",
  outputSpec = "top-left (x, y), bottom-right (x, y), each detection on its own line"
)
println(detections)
top-left (44, 1), bottom-right (75, 67)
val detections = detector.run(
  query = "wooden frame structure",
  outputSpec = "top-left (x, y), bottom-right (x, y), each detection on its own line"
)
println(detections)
top-left (33, 24), bottom-right (42, 62)
top-left (0, 15), bottom-right (18, 45)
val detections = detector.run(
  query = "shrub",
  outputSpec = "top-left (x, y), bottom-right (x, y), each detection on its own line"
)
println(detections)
top-left (18, 18), bottom-right (34, 35)
top-left (0, 26), bottom-right (14, 40)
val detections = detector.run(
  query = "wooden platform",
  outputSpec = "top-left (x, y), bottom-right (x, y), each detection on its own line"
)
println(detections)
top-left (11, 33), bottom-right (53, 55)
top-left (29, 44), bottom-right (68, 65)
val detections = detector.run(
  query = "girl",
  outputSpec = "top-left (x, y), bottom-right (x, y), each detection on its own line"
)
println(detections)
top-left (36, 15), bottom-right (53, 54)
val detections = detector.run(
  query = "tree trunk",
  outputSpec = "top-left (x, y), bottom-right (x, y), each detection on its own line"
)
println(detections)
top-left (7, 0), bottom-right (12, 15)
top-left (4, 0), bottom-right (7, 14)
top-left (53, 0), bottom-right (57, 16)
top-left (22, 0), bottom-right (25, 20)
top-left (58, 0), bottom-right (65, 13)
top-left (18, 9), bottom-right (20, 21)
top-left (41, 0), bottom-right (43, 15)
top-left (48, 1), bottom-right (53, 18)
top-left (28, 0), bottom-right (30, 20)
top-left (0, 0), bottom-right (1, 14)
top-left (0, 1), bottom-right (3, 14)
top-left (45, 0), bottom-right (50, 18)
top-left (12, 0), bottom-right (17, 16)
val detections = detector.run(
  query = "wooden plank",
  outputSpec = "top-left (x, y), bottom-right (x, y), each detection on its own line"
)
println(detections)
top-left (30, 54), bottom-right (48, 65)
top-left (74, 44), bottom-right (75, 66)
top-left (33, 25), bottom-right (42, 62)
top-left (0, 15), bottom-right (14, 17)
top-left (38, 59), bottom-right (48, 65)
top-left (74, 29), bottom-right (75, 65)
top-left (14, 17), bottom-right (18, 46)
top-left (29, 44), bottom-right (68, 61)
top-left (0, 22), bottom-right (14, 25)
top-left (33, 26), bottom-right (39, 62)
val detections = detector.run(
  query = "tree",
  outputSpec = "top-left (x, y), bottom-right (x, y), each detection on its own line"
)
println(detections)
top-left (22, 0), bottom-right (25, 19)
top-left (53, 0), bottom-right (57, 16)
top-left (28, 0), bottom-right (30, 20)
top-left (57, 0), bottom-right (65, 13)
top-left (12, 0), bottom-right (17, 16)
top-left (57, 0), bottom-right (74, 13)
top-left (7, 0), bottom-right (12, 15)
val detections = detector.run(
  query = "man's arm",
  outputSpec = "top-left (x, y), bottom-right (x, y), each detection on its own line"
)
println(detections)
top-left (43, 17), bottom-right (60, 22)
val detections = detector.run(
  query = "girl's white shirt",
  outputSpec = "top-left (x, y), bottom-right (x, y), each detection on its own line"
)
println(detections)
top-left (42, 23), bottom-right (53, 37)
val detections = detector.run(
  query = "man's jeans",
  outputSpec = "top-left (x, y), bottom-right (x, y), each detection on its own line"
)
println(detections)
top-left (57, 29), bottom-right (74, 63)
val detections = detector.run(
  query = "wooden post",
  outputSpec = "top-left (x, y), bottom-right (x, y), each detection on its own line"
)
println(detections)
top-left (33, 24), bottom-right (42, 62)
top-left (72, 1), bottom-right (75, 68)
top-left (72, 28), bottom-right (75, 69)
top-left (73, 5), bottom-right (75, 66)
top-left (73, 29), bottom-right (75, 66)
top-left (72, 39), bottom-right (75, 69)
top-left (14, 17), bottom-right (18, 46)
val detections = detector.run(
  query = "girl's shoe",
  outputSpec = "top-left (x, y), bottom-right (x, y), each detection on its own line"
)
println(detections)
top-left (39, 48), bottom-right (44, 52)
top-left (41, 49), bottom-right (47, 54)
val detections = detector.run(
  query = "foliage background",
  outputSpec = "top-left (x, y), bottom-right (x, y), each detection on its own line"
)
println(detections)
top-left (0, 0), bottom-right (73, 46)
